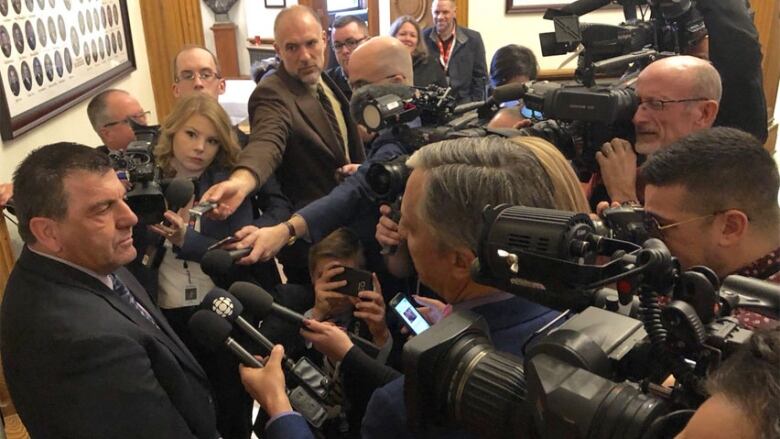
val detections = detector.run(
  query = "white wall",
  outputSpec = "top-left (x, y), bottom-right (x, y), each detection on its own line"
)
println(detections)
top-left (200, 0), bottom-right (299, 77)
top-left (0, 1), bottom-right (156, 252)
top-left (468, 7), bottom-right (626, 70)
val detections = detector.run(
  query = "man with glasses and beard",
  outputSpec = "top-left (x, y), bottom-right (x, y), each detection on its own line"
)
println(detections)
top-left (640, 127), bottom-right (779, 330)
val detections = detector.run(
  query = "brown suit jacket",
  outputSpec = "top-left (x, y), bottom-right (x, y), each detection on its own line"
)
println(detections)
top-left (238, 65), bottom-right (365, 210)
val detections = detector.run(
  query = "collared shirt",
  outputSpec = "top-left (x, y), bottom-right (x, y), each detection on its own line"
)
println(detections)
top-left (27, 245), bottom-right (112, 289)
top-left (435, 25), bottom-right (457, 71)
top-left (317, 78), bottom-right (351, 162)
top-left (732, 246), bottom-right (780, 329)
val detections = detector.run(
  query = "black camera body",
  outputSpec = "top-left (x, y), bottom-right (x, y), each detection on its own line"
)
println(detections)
top-left (108, 121), bottom-right (166, 224)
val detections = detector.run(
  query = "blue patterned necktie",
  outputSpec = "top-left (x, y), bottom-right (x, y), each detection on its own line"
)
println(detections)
top-left (109, 273), bottom-right (160, 329)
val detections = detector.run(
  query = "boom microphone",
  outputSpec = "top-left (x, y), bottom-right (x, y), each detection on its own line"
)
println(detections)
top-left (453, 82), bottom-right (528, 115)
top-left (200, 248), bottom-right (252, 277)
top-left (188, 309), bottom-right (263, 367)
top-left (556, 0), bottom-right (612, 17)
top-left (229, 281), bottom-right (307, 326)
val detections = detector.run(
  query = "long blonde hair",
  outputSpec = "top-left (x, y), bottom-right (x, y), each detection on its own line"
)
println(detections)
top-left (510, 136), bottom-right (591, 214)
top-left (154, 94), bottom-right (240, 177)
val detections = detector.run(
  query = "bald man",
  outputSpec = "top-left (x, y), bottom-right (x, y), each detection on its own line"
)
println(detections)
top-left (233, 36), bottom-right (416, 264)
top-left (202, 5), bottom-right (364, 220)
top-left (595, 55), bottom-right (722, 205)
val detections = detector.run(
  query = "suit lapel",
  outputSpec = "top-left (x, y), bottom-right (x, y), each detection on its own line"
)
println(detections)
top-left (16, 249), bottom-right (208, 381)
top-left (277, 66), bottom-right (347, 164)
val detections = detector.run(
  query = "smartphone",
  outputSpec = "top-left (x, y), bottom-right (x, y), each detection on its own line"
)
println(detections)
top-left (332, 266), bottom-right (373, 297)
top-left (207, 235), bottom-right (238, 251)
top-left (389, 293), bottom-right (430, 335)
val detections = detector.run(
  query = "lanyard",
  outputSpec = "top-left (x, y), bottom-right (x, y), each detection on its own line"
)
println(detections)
top-left (435, 26), bottom-right (456, 72)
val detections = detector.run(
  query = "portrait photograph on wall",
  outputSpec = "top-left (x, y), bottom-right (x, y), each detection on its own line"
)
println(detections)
top-left (0, 0), bottom-right (135, 140)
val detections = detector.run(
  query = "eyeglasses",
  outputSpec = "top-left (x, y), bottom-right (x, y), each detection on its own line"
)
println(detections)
top-left (102, 111), bottom-right (151, 129)
top-left (637, 98), bottom-right (709, 112)
top-left (332, 37), bottom-right (366, 51)
top-left (175, 69), bottom-right (220, 82)
top-left (643, 210), bottom-right (723, 238)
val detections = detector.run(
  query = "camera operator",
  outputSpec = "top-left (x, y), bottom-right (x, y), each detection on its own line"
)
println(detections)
top-left (361, 136), bottom-right (563, 439)
top-left (640, 127), bottom-right (779, 329)
top-left (595, 55), bottom-right (720, 205)
top-left (674, 324), bottom-right (780, 439)
top-left (86, 89), bottom-right (150, 154)
top-left (229, 36), bottom-right (418, 269)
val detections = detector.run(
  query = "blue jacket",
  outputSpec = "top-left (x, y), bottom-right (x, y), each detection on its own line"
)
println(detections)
top-left (422, 25), bottom-right (487, 105)
top-left (361, 295), bottom-right (559, 439)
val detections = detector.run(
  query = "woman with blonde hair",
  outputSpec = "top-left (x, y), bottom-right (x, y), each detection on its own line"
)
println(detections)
top-left (148, 93), bottom-right (290, 438)
top-left (510, 136), bottom-right (591, 214)
top-left (389, 15), bottom-right (446, 88)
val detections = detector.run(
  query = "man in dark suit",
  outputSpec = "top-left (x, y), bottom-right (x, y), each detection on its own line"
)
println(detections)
top-left (422, 0), bottom-right (487, 104)
top-left (1, 143), bottom-right (218, 439)
top-left (325, 15), bottom-right (369, 100)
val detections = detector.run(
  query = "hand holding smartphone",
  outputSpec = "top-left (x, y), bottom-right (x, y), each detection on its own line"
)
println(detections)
top-left (331, 266), bottom-right (374, 297)
top-left (389, 293), bottom-right (431, 335)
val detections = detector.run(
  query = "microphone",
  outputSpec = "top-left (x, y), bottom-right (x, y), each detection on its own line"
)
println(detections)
top-left (229, 281), bottom-right (307, 326)
top-left (453, 82), bottom-right (527, 115)
top-left (188, 308), bottom-right (263, 367)
top-left (200, 248), bottom-right (252, 278)
top-left (557, 0), bottom-right (612, 16)
top-left (161, 177), bottom-right (194, 227)
top-left (200, 288), bottom-right (297, 368)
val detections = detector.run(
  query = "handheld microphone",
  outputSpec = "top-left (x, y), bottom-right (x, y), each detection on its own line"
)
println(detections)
top-left (188, 309), bottom-right (263, 367)
top-left (200, 248), bottom-right (253, 278)
top-left (161, 177), bottom-right (195, 227)
top-left (229, 281), bottom-right (307, 326)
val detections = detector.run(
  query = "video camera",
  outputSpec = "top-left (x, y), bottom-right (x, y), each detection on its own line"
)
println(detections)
top-left (509, 0), bottom-right (707, 180)
top-left (402, 204), bottom-right (779, 438)
top-left (107, 120), bottom-right (167, 224)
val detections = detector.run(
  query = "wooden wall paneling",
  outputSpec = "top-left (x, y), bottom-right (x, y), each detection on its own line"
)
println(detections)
top-left (139, 0), bottom-right (205, 123)
top-left (368, 0), bottom-right (379, 36)
top-left (454, 0), bottom-right (467, 27)
top-left (749, 0), bottom-right (780, 152)
top-left (391, 0), bottom-right (433, 27)
top-left (0, 215), bottom-right (28, 439)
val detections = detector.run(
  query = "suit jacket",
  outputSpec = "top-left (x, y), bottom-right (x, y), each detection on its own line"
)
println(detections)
top-left (325, 65), bottom-right (352, 100)
top-left (1, 248), bottom-right (218, 439)
top-left (361, 295), bottom-right (558, 439)
top-left (423, 25), bottom-right (487, 105)
top-left (238, 65), bottom-right (365, 210)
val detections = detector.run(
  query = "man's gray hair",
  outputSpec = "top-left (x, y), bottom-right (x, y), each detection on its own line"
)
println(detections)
top-left (406, 136), bottom-right (557, 251)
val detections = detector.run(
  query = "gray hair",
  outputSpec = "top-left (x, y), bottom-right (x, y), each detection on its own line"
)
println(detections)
top-left (690, 61), bottom-right (722, 102)
top-left (406, 136), bottom-right (558, 251)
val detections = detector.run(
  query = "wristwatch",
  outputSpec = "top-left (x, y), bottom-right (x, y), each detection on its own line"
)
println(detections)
top-left (284, 220), bottom-right (297, 246)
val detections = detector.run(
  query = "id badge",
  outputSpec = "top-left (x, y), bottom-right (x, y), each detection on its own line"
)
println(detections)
top-left (184, 284), bottom-right (198, 303)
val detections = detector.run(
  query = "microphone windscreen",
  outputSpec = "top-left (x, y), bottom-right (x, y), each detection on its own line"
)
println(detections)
top-left (201, 249), bottom-right (234, 278)
top-left (349, 83), bottom-right (415, 122)
top-left (229, 281), bottom-right (274, 319)
top-left (164, 177), bottom-right (195, 211)
top-left (200, 287), bottom-right (244, 321)
top-left (491, 82), bottom-right (527, 103)
top-left (188, 309), bottom-right (232, 351)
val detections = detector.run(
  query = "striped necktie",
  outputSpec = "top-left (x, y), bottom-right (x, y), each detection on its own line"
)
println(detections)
top-left (109, 273), bottom-right (160, 329)
top-left (316, 84), bottom-right (346, 152)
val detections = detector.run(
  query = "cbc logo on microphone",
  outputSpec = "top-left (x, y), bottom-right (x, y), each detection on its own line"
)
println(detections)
top-left (212, 297), bottom-right (234, 318)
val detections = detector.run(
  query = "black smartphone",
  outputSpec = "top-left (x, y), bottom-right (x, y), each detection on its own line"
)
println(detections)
top-left (389, 293), bottom-right (431, 335)
top-left (331, 266), bottom-right (373, 297)
top-left (207, 235), bottom-right (238, 251)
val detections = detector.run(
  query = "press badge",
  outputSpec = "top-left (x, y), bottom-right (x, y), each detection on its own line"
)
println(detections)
top-left (184, 284), bottom-right (198, 302)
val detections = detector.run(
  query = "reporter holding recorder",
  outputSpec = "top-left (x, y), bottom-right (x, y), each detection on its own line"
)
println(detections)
top-left (148, 93), bottom-right (290, 438)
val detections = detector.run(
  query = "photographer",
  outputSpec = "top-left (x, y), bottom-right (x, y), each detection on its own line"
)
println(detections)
top-left (674, 324), bottom-right (780, 439)
top-left (87, 89), bottom-right (150, 154)
top-left (595, 55), bottom-right (720, 205)
top-left (640, 127), bottom-right (779, 329)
